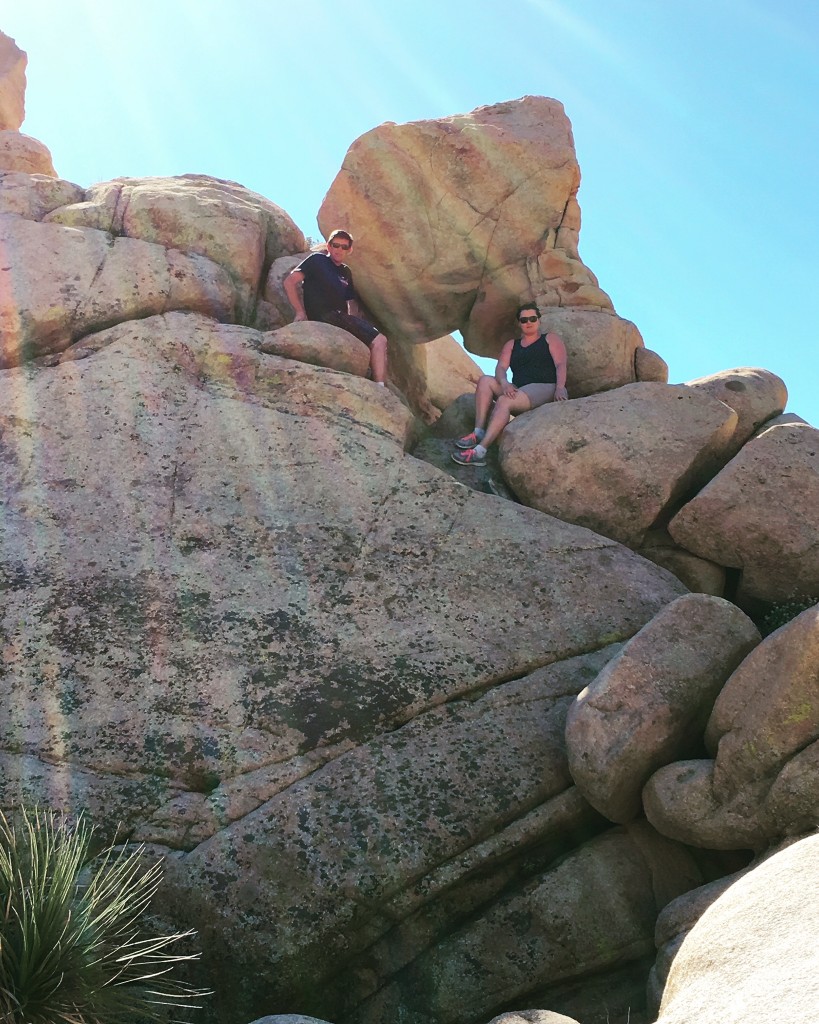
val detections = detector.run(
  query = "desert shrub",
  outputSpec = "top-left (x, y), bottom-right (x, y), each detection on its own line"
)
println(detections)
top-left (758, 595), bottom-right (818, 636)
top-left (0, 806), bottom-right (206, 1024)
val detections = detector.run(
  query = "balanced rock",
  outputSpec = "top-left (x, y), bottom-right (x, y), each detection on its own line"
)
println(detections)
top-left (686, 367), bottom-right (787, 456)
top-left (0, 129), bottom-right (56, 176)
top-left (0, 31), bottom-right (26, 130)
top-left (668, 422), bottom-right (819, 602)
top-left (319, 98), bottom-right (632, 382)
top-left (644, 605), bottom-right (819, 849)
top-left (654, 835), bottom-right (819, 1024)
top-left (635, 346), bottom-right (669, 383)
top-left (45, 174), bottom-right (306, 318)
top-left (566, 594), bottom-right (760, 823)
top-left (499, 382), bottom-right (738, 547)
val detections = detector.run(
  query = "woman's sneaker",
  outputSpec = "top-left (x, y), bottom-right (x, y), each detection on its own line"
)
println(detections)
top-left (451, 447), bottom-right (486, 467)
top-left (456, 431), bottom-right (482, 449)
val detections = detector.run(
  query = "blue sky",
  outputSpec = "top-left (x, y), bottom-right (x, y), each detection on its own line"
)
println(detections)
top-left (5, 0), bottom-right (818, 422)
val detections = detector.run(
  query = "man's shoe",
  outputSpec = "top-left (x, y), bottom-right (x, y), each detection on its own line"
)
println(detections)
top-left (451, 447), bottom-right (486, 467)
top-left (455, 431), bottom-right (483, 449)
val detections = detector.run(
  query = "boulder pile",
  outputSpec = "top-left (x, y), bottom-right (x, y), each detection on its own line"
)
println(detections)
top-left (1, 30), bottom-right (817, 1024)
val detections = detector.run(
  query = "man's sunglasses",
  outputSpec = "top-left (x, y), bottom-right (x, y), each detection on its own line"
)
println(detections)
top-left (329, 241), bottom-right (351, 250)
top-left (519, 315), bottom-right (539, 323)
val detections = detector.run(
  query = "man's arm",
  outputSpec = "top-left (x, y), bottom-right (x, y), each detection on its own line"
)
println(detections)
top-left (283, 269), bottom-right (308, 321)
top-left (495, 339), bottom-right (517, 396)
top-left (546, 332), bottom-right (569, 400)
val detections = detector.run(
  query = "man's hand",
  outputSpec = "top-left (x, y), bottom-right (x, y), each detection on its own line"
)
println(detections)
top-left (554, 385), bottom-right (569, 402)
top-left (293, 311), bottom-right (309, 322)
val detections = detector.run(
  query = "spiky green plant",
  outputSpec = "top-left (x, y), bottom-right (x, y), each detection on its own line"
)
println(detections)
top-left (0, 806), bottom-right (207, 1024)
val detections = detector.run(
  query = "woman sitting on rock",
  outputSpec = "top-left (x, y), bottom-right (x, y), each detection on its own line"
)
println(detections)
top-left (452, 303), bottom-right (568, 466)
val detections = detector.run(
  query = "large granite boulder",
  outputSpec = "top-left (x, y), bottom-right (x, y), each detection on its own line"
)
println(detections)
top-left (0, 304), bottom-right (691, 1022)
top-left (499, 383), bottom-right (738, 548)
top-left (686, 367), bottom-right (787, 456)
top-left (0, 129), bottom-right (56, 176)
top-left (0, 171), bottom-right (83, 218)
top-left (653, 835), bottom-right (819, 1024)
top-left (0, 215), bottom-right (234, 366)
top-left (668, 422), bottom-right (819, 602)
top-left (0, 31), bottom-right (26, 131)
top-left (45, 174), bottom-right (307, 318)
top-left (643, 605), bottom-right (819, 850)
top-left (566, 595), bottom-right (760, 823)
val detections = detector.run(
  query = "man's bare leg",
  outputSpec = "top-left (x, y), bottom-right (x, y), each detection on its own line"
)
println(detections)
top-left (370, 333), bottom-right (388, 384)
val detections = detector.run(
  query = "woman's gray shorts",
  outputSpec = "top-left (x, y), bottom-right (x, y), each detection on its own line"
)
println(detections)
top-left (519, 382), bottom-right (557, 409)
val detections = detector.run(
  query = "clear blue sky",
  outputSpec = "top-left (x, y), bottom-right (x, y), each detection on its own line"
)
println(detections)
top-left (4, 1), bottom-right (818, 423)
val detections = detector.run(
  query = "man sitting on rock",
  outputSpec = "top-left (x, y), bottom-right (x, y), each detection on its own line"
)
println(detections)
top-left (452, 303), bottom-right (568, 466)
top-left (283, 229), bottom-right (389, 385)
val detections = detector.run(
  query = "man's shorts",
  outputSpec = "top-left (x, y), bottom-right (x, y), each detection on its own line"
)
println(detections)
top-left (519, 382), bottom-right (557, 409)
top-left (322, 311), bottom-right (381, 346)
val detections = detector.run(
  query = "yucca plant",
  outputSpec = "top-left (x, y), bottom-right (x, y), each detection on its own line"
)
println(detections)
top-left (0, 806), bottom-right (207, 1024)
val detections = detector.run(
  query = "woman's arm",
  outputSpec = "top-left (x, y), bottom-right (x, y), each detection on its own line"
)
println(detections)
top-left (547, 332), bottom-right (569, 400)
top-left (495, 339), bottom-right (517, 396)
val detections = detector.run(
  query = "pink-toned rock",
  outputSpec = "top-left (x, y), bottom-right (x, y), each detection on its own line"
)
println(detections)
top-left (259, 321), bottom-right (370, 377)
top-left (45, 175), bottom-right (306, 317)
top-left (0, 217), bottom-right (234, 366)
top-left (635, 346), bottom-right (669, 383)
top-left (0, 32), bottom-right (26, 131)
top-left (566, 594), bottom-right (759, 823)
top-left (654, 836), bottom-right (819, 1024)
top-left (637, 529), bottom-right (725, 596)
top-left (686, 367), bottom-right (787, 455)
top-left (668, 422), bottom-right (819, 602)
top-left (318, 97), bottom-right (589, 346)
top-left (0, 130), bottom-right (56, 176)
top-left (499, 383), bottom-right (738, 548)
top-left (644, 606), bottom-right (819, 849)
top-left (0, 171), bottom-right (83, 219)
top-left (643, 760), bottom-right (770, 850)
top-left (421, 334), bottom-right (483, 411)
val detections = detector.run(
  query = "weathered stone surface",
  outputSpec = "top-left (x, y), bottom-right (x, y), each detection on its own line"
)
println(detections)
top-left (258, 321), bottom-right (370, 377)
top-left (634, 347), bottom-right (669, 383)
top-left (644, 605), bottom-right (819, 850)
top-left (643, 760), bottom-right (770, 851)
top-left (45, 175), bottom-right (307, 317)
top-left (318, 97), bottom-right (589, 347)
top-left (637, 529), bottom-right (725, 596)
top-left (654, 836), bottom-right (819, 1024)
top-left (499, 383), bottom-right (738, 547)
top-left (647, 871), bottom-right (748, 1018)
top-left (668, 423), bottom-right (819, 602)
top-left (0, 304), bottom-right (689, 1023)
top-left (0, 171), bottom-right (84, 219)
top-left (686, 367), bottom-right (787, 455)
top-left (566, 594), bottom-right (760, 823)
top-left (0, 216), bottom-right (234, 366)
top-left (338, 822), bottom-right (700, 1024)
top-left (0, 32), bottom-right (26, 131)
top-left (0, 130), bottom-right (56, 176)
top-left (264, 251), bottom-right (309, 322)
top-left (706, 605), bottom-right (819, 790)
top-left (422, 333), bottom-right (483, 411)
top-left (530, 308), bottom-right (643, 398)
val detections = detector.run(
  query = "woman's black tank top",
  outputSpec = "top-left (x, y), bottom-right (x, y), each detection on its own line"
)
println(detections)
top-left (510, 334), bottom-right (557, 387)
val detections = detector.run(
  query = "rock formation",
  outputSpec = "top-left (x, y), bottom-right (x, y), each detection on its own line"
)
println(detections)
top-left (1, 30), bottom-right (818, 1024)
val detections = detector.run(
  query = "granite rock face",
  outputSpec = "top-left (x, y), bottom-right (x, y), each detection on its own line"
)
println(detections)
top-left (653, 836), bottom-right (819, 1024)
top-left (0, 31), bottom-right (26, 131)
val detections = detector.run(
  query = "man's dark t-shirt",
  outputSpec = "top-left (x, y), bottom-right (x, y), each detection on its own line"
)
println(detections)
top-left (295, 252), bottom-right (356, 320)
